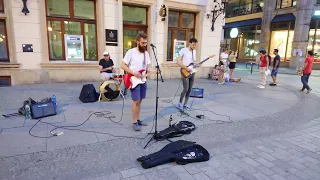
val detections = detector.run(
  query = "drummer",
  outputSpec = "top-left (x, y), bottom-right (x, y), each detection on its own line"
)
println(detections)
top-left (99, 51), bottom-right (116, 80)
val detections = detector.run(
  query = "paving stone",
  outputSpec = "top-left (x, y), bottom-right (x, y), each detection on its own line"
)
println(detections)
top-left (193, 172), bottom-right (211, 180)
top-left (289, 160), bottom-right (307, 170)
top-left (207, 158), bottom-right (222, 169)
top-left (176, 173), bottom-right (195, 180)
top-left (242, 157), bottom-right (261, 167)
top-left (92, 172), bottom-right (122, 180)
top-left (183, 164), bottom-right (202, 175)
top-left (128, 174), bottom-right (148, 180)
top-left (271, 174), bottom-right (286, 180)
top-left (255, 157), bottom-right (274, 168)
top-left (252, 172), bottom-right (271, 180)
top-left (289, 169), bottom-right (312, 180)
top-left (256, 145), bottom-right (274, 154)
top-left (259, 152), bottom-right (277, 161)
top-left (236, 171), bottom-right (258, 180)
top-left (171, 166), bottom-right (187, 174)
top-left (121, 168), bottom-right (141, 179)
top-left (200, 166), bottom-right (222, 179)
top-left (302, 155), bottom-right (320, 164)
top-left (302, 168), bottom-right (320, 179)
top-left (234, 162), bottom-right (257, 174)
top-left (157, 168), bottom-right (180, 180)
top-left (256, 166), bottom-right (275, 176)
top-left (215, 167), bottom-right (240, 180)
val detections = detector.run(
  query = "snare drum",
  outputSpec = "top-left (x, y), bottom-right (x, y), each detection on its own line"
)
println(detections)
top-left (112, 74), bottom-right (124, 84)
top-left (99, 80), bottom-right (121, 101)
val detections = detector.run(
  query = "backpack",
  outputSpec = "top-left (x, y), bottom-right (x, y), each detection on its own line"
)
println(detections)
top-left (79, 84), bottom-right (98, 103)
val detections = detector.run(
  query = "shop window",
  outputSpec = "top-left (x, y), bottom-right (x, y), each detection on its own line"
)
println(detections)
top-left (0, 0), bottom-right (3, 13)
top-left (223, 25), bottom-right (261, 60)
top-left (0, 20), bottom-right (9, 61)
top-left (226, 0), bottom-right (263, 18)
top-left (123, 5), bottom-right (148, 56)
top-left (269, 21), bottom-right (295, 61)
top-left (276, 0), bottom-right (296, 9)
top-left (46, 0), bottom-right (97, 61)
top-left (167, 11), bottom-right (195, 61)
top-left (308, 19), bottom-right (320, 62)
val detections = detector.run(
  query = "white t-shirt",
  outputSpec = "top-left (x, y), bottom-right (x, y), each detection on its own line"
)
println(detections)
top-left (179, 47), bottom-right (196, 67)
top-left (221, 52), bottom-right (228, 61)
top-left (123, 48), bottom-right (151, 73)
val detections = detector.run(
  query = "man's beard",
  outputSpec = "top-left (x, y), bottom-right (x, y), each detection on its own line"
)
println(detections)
top-left (138, 45), bottom-right (146, 53)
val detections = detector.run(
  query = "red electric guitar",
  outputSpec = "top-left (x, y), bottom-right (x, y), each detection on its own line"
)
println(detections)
top-left (123, 70), bottom-right (147, 89)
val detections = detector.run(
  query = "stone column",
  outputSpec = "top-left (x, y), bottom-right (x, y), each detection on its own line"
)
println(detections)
top-left (259, 0), bottom-right (276, 52)
top-left (291, 0), bottom-right (314, 67)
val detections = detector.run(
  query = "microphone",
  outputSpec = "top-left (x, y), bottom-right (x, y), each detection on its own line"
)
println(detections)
top-left (150, 43), bottom-right (156, 48)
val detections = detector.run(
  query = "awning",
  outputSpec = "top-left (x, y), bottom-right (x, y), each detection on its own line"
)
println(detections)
top-left (272, 13), bottom-right (295, 23)
top-left (223, 18), bottom-right (262, 29)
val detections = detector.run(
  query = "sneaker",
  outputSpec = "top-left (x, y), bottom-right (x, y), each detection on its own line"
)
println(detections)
top-left (307, 89), bottom-right (312, 94)
top-left (300, 89), bottom-right (305, 92)
top-left (132, 123), bottom-right (141, 131)
top-left (178, 103), bottom-right (183, 110)
top-left (259, 86), bottom-right (265, 89)
top-left (183, 105), bottom-right (191, 110)
top-left (137, 120), bottom-right (148, 126)
top-left (257, 85), bottom-right (262, 88)
top-left (269, 83), bottom-right (277, 86)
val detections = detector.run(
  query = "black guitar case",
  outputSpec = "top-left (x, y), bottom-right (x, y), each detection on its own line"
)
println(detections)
top-left (137, 140), bottom-right (210, 169)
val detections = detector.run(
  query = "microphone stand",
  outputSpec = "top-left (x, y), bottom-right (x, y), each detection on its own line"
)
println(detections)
top-left (144, 45), bottom-right (164, 149)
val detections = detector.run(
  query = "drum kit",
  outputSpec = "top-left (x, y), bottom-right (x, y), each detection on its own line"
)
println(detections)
top-left (98, 74), bottom-right (126, 102)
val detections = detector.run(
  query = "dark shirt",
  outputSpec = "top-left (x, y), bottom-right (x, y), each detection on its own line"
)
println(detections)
top-left (273, 55), bottom-right (280, 68)
top-left (99, 59), bottom-right (114, 73)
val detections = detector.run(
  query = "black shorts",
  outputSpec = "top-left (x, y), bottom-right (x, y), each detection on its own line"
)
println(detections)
top-left (229, 62), bottom-right (236, 69)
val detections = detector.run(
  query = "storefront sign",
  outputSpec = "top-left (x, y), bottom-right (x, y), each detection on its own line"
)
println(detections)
top-left (105, 29), bottom-right (118, 46)
top-left (230, 28), bottom-right (239, 38)
top-left (315, 10), bottom-right (320, 16)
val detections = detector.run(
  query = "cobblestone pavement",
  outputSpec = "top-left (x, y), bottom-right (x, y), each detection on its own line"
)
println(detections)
top-left (1, 71), bottom-right (320, 180)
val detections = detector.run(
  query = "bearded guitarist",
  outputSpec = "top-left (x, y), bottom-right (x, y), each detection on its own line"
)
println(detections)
top-left (176, 38), bottom-right (199, 110)
top-left (121, 32), bottom-right (151, 131)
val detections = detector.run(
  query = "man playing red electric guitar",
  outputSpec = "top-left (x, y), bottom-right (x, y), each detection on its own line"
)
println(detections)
top-left (121, 32), bottom-right (151, 131)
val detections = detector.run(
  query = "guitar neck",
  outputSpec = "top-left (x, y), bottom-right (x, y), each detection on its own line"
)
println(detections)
top-left (199, 58), bottom-right (210, 65)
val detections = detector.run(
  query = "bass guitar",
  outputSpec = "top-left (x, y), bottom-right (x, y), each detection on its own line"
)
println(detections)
top-left (181, 55), bottom-right (215, 78)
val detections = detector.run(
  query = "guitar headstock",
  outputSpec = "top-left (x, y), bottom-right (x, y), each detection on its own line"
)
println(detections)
top-left (208, 55), bottom-right (215, 59)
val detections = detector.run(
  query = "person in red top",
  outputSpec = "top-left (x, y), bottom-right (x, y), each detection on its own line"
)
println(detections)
top-left (300, 50), bottom-right (314, 94)
top-left (258, 49), bottom-right (269, 89)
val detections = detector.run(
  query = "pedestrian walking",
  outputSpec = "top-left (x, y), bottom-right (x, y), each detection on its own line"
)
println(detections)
top-left (300, 50), bottom-right (314, 94)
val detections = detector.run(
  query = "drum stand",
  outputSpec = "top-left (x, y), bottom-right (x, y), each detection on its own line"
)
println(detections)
top-left (144, 45), bottom-right (164, 149)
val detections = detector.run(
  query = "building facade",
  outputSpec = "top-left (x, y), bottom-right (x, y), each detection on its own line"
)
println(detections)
top-left (0, 0), bottom-right (224, 85)
top-left (223, 0), bottom-right (320, 69)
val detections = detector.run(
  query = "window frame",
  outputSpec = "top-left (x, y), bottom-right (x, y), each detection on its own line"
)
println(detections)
top-left (276, 0), bottom-right (296, 9)
top-left (0, 19), bottom-right (9, 62)
top-left (0, 0), bottom-right (4, 13)
top-left (45, 0), bottom-right (97, 61)
top-left (167, 10), bottom-right (196, 61)
top-left (122, 4), bottom-right (148, 57)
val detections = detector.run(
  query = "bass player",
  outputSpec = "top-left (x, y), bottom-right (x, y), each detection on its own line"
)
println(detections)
top-left (177, 38), bottom-right (200, 110)
top-left (121, 32), bottom-right (151, 131)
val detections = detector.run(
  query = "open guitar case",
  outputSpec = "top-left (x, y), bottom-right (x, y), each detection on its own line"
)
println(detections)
top-left (137, 140), bottom-right (210, 169)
